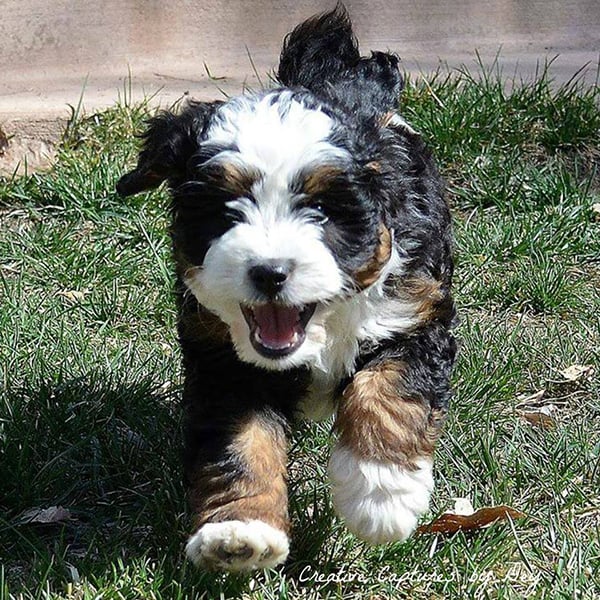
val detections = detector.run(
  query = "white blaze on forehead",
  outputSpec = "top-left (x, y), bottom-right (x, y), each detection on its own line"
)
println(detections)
top-left (206, 91), bottom-right (348, 175)
top-left (203, 91), bottom-right (352, 226)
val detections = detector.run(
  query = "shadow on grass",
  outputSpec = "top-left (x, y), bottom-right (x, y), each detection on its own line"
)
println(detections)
top-left (0, 376), bottom-right (339, 598)
top-left (0, 376), bottom-right (183, 591)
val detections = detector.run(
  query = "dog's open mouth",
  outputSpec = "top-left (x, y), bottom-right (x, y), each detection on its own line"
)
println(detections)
top-left (240, 303), bottom-right (317, 358)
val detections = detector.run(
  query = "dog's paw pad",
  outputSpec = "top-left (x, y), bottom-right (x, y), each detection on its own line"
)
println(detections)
top-left (329, 445), bottom-right (434, 544)
top-left (185, 520), bottom-right (289, 571)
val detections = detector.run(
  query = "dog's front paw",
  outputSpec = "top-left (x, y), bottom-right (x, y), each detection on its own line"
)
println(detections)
top-left (329, 445), bottom-right (434, 544)
top-left (185, 520), bottom-right (289, 571)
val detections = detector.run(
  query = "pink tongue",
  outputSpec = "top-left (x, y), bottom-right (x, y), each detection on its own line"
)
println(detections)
top-left (253, 305), bottom-right (300, 348)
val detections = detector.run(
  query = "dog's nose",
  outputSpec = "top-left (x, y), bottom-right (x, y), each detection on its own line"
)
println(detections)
top-left (248, 262), bottom-right (292, 297)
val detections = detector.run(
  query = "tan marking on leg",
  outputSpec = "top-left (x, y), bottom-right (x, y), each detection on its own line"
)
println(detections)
top-left (335, 361), bottom-right (445, 468)
top-left (188, 412), bottom-right (289, 534)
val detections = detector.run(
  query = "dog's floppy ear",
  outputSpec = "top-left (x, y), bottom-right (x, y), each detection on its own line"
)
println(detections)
top-left (117, 101), bottom-right (213, 197)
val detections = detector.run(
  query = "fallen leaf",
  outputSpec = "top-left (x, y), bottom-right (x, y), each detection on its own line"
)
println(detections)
top-left (518, 405), bottom-right (557, 430)
top-left (56, 290), bottom-right (87, 302)
top-left (20, 506), bottom-right (72, 524)
top-left (417, 505), bottom-right (525, 535)
top-left (516, 389), bottom-right (546, 409)
top-left (559, 364), bottom-right (594, 382)
top-left (592, 203), bottom-right (600, 222)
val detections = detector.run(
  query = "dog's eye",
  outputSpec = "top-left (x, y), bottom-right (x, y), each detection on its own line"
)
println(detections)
top-left (309, 204), bottom-right (328, 224)
top-left (296, 198), bottom-right (329, 225)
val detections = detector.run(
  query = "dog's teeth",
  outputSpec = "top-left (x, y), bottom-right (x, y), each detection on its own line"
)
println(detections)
top-left (255, 331), bottom-right (298, 350)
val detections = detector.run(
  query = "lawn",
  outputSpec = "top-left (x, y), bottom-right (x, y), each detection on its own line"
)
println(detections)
top-left (1, 62), bottom-right (599, 599)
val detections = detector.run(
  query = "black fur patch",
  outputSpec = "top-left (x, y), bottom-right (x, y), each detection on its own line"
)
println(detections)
top-left (277, 5), bottom-right (403, 121)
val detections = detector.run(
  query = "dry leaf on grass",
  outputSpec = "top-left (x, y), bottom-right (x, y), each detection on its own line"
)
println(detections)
top-left (20, 506), bottom-right (72, 525)
top-left (515, 365), bottom-right (594, 429)
top-left (515, 389), bottom-right (559, 429)
top-left (56, 289), bottom-right (87, 303)
top-left (559, 364), bottom-right (594, 382)
top-left (518, 406), bottom-right (557, 429)
top-left (417, 504), bottom-right (525, 535)
top-left (516, 389), bottom-right (547, 408)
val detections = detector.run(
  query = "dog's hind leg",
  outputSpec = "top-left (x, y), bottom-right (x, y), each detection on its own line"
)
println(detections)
top-left (328, 324), bottom-right (455, 544)
top-left (184, 408), bottom-right (290, 571)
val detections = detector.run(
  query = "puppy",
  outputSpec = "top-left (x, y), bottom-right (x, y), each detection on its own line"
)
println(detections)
top-left (117, 6), bottom-right (456, 571)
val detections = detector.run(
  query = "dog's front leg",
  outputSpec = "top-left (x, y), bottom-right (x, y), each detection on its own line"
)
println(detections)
top-left (329, 326), bottom-right (454, 544)
top-left (184, 407), bottom-right (289, 571)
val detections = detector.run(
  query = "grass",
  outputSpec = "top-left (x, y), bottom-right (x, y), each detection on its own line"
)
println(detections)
top-left (1, 61), bottom-right (599, 599)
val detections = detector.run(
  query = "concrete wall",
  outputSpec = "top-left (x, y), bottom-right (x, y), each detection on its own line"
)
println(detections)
top-left (1, 0), bottom-right (599, 120)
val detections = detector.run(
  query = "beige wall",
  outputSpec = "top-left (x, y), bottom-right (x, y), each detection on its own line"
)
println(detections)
top-left (1, 0), bottom-right (599, 118)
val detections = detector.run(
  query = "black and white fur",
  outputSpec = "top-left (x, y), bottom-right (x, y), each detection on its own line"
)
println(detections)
top-left (118, 6), bottom-right (456, 571)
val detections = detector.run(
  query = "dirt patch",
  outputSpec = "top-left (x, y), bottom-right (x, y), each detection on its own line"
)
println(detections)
top-left (0, 118), bottom-right (66, 176)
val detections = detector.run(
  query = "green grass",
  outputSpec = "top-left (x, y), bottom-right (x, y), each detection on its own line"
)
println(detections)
top-left (1, 61), bottom-right (599, 599)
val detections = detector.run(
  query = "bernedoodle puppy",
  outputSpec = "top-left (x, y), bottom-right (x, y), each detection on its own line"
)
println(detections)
top-left (117, 5), bottom-right (456, 571)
